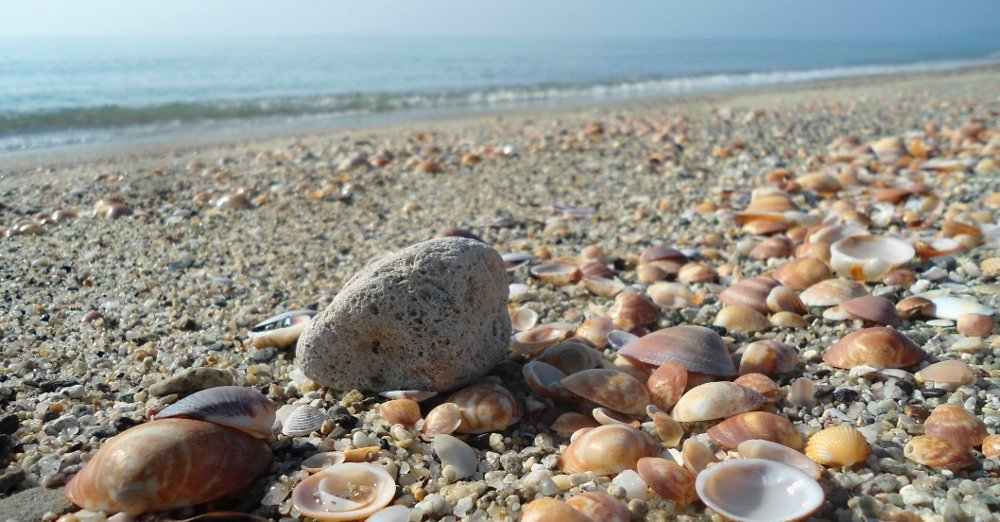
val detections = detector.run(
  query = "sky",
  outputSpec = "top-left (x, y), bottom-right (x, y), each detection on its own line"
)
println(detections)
top-left (1, 0), bottom-right (1000, 41)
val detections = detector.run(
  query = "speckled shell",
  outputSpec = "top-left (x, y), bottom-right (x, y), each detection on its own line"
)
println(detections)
top-left (904, 435), bottom-right (977, 471)
top-left (637, 457), bottom-right (698, 506)
top-left (822, 327), bottom-right (925, 369)
top-left (291, 463), bottom-right (397, 521)
top-left (707, 411), bottom-right (804, 451)
top-left (671, 381), bottom-right (767, 422)
top-left (737, 340), bottom-right (799, 376)
top-left (924, 404), bottom-right (987, 448)
top-left (737, 439), bottom-right (822, 479)
top-left (799, 278), bottom-right (867, 307)
top-left (152, 386), bottom-right (276, 438)
top-left (646, 360), bottom-right (688, 411)
top-left (565, 491), bottom-right (631, 522)
top-left (561, 369), bottom-right (650, 416)
top-left (620, 325), bottom-right (737, 377)
top-left (804, 424), bottom-right (870, 467)
top-left (558, 424), bottom-right (660, 476)
top-left (379, 399), bottom-right (422, 427)
top-left (521, 498), bottom-right (592, 522)
top-left (65, 419), bottom-right (271, 515)
top-left (695, 459), bottom-right (824, 522)
top-left (446, 383), bottom-right (522, 434)
top-left (720, 276), bottom-right (780, 315)
top-left (773, 258), bottom-right (832, 291)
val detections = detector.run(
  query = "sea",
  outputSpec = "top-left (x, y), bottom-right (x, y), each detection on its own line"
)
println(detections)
top-left (2, 35), bottom-right (999, 156)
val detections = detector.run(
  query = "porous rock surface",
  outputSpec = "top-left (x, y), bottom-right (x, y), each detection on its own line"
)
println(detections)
top-left (296, 237), bottom-right (510, 392)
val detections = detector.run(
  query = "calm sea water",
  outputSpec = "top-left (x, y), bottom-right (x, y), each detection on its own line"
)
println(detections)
top-left (1, 35), bottom-right (998, 154)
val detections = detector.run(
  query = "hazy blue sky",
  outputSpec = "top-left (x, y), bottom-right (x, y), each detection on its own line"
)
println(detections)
top-left (2, 0), bottom-right (999, 40)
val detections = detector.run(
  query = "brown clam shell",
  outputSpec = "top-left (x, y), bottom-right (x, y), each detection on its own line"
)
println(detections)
top-left (561, 369), bottom-right (650, 416)
top-left (805, 424), bottom-right (870, 467)
top-left (446, 383), bottom-right (522, 434)
top-left (773, 258), bottom-right (833, 291)
top-left (558, 424), bottom-right (660, 475)
top-left (895, 296), bottom-right (934, 319)
top-left (904, 435), bottom-right (977, 471)
top-left (646, 360), bottom-right (688, 411)
top-left (714, 305), bottom-right (771, 334)
top-left (650, 410), bottom-right (684, 447)
top-left (799, 278), bottom-right (867, 307)
top-left (750, 236), bottom-right (794, 260)
top-left (609, 290), bottom-right (660, 330)
top-left (565, 491), bottom-right (631, 522)
top-left (378, 399), bottom-right (421, 427)
top-left (924, 404), bottom-right (987, 448)
top-left (822, 326), bottom-right (925, 369)
top-left (957, 313), bottom-right (994, 337)
top-left (825, 295), bottom-right (900, 327)
top-left (421, 402), bottom-right (462, 440)
top-left (620, 325), bottom-right (737, 377)
top-left (671, 381), bottom-right (767, 422)
top-left (766, 286), bottom-right (807, 314)
top-left (733, 373), bottom-right (781, 403)
top-left (677, 262), bottom-right (718, 284)
top-left (636, 457), bottom-right (698, 507)
top-left (681, 438), bottom-right (718, 474)
top-left (707, 411), bottom-right (804, 450)
top-left (737, 340), bottom-right (799, 376)
top-left (720, 276), bottom-right (780, 315)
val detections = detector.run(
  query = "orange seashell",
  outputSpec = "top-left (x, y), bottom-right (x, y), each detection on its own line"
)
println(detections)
top-left (823, 295), bottom-right (900, 327)
top-left (646, 360), bottom-right (688, 411)
top-left (743, 218), bottom-right (792, 235)
top-left (561, 369), bottom-right (650, 416)
top-left (720, 276), bottom-right (780, 315)
top-left (749, 236), bottom-right (794, 260)
top-left (713, 305), bottom-right (771, 334)
top-left (924, 404), bottom-right (987, 448)
top-left (637, 457), bottom-right (698, 506)
top-left (737, 340), bottom-right (799, 376)
top-left (552, 411), bottom-right (600, 437)
top-left (558, 424), bottom-right (660, 475)
top-left (609, 290), bottom-right (660, 331)
top-left (707, 411), bottom-right (804, 450)
top-left (637, 263), bottom-right (668, 283)
top-left (522, 497), bottom-right (592, 522)
top-left (537, 341), bottom-right (604, 375)
top-left (799, 278), bottom-right (867, 307)
top-left (574, 315), bottom-right (615, 348)
top-left (530, 261), bottom-right (581, 286)
top-left (805, 424), bottom-right (870, 467)
top-left (766, 286), bottom-right (807, 314)
top-left (446, 383), bottom-right (522, 434)
top-left (65, 419), bottom-right (271, 515)
top-left (915, 360), bottom-right (978, 387)
top-left (378, 399), bottom-right (421, 427)
top-left (420, 402), bottom-right (462, 440)
top-left (565, 491), bottom-right (630, 522)
top-left (671, 381), bottom-right (767, 422)
top-left (796, 173), bottom-right (841, 195)
top-left (822, 326), bottom-right (925, 369)
top-left (650, 410), bottom-right (684, 447)
top-left (982, 434), bottom-right (1000, 458)
top-left (620, 325), bottom-right (737, 377)
top-left (677, 262), bottom-right (718, 284)
top-left (904, 435), bottom-right (977, 471)
top-left (773, 258), bottom-right (832, 291)
top-left (733, 373), bottom-right (781, 403)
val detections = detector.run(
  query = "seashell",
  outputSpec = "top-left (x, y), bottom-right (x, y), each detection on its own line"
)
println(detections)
top-left (582, 275), bottom-right (626, 298)
top-left (720, 276), bottom-right (780, 315)
top-left (771, 311), bottom-right (808, 328)
top-left (420, 402), bottom-right (462, 440)
top-left (677, 262), bottom-right (718, 284)
top-left (639, 244), bottom-right (687, 273)
top-left (799, 278), bottom-right (866, 307)
top-left (637, 262), bottom-right (669, 283)
top-left (558, 424), bottom-right (660, 475)
top-left (895, 296), bottom-right (933, 319)
top-left (707, 411), bottom-right (804, 451)
top-left (808, 222), bottom-right (866, 245)
top-left (574, 315), bottom-right (615, 348)
top-left (737, 340), bottom-right (798, 376)
top-left (509, 307), bottom-right (539, 332)
top-left (804, 424), bottom-right (870, 467)
top-left (552, 411), bottom-right (600, 437)
top-left (914, 236), bottom-right (963, 259)
top-left (432, 433), bottom-right (478, 479)
top-left (378, 399), bottom-right (421, 427)
top-left (538, 341), bottom-right (603, 375)
top-left (530, 261), bottom-right (580, 286)
top-left (671, 381), bottom-right (767, 422)
top-left (795, 241), bottom-right (831, 263)
top-left (796, 172), bottom-right (841, 195)
top-left (750, 236), bottom-right (794, 260)
top-left (291, 462), bottom-right (396, 521)
top-left (789, 377), bottom-right (815, 409)
top-left (650, 410), bottom-right (684, 447)
top-left (696, 459), bottom-right (824, 522)
top-left (620, 325), bottom-right (737, 377)
top-left (982, 434), bottom-right (1000, 458)
top-left (823, 295), bottom-right (899, 327)
top-left (152, 386), bottom-right (276, 438)
top-left (215, 193), bottom-right (250, 209)
top-left (367, 505), bottom-right (412, 522)
top-left (248, 310), bottom-right (316, 349)
top-left (981, 257), bottom-right (1000, 275)
top-left (501, 251), bottom-right (534, 271)
top-left (830, 235), bottom-right (915, 281)
top-left (378, 390), bottom-right (437, 402)
top-left (957, 313), bottom-right (994, 337)
top-left (510, 322), bottom-right (573, 355)
top-left (904, 435), bottom-right (977, 471)
top-left (773, 258), bottom-right (832, 291)
top-left (928, 296), bottom-right (993, 321)
top-left (301, 451), bottom-right (347, 473)
top-left (579, 260), bottom-right (614, 279)
top-left (714, 305), bottom-right (771, 334)
top-left (521, 498), bottom-right (592, 522)
top-left (522, 360), bottom-right (574, 401)
top-left (606, 329), bottom-right (639, 351)
top-left (941, 219), bottom-right (981, 238)
top-left (561, 369), bottom-right (650, 416)
top-left (915, 360), bottom-right (977, 387)
top-left (822, 327), bottom-right (925, 369)
top-left (592, 406), bottom-right (640, 427)
top-left (733, 373), bottom-right (781, 403)
top-left (924, 404), bottom-right (987, 448)
top-left (565, 491), bottom-right (630, 522)
top-left (446, 383), bottom-right (522, 434)
top-left (282, 405), bottom-right (327, 437)
top-left (646, 360), bottom-right (688, 411)
top-left (609, 290), bottom-right (660, 330)
top-left (65, 419), bottom-right (271, 515)
top-left (682, 438), bottom-right (718, 474)
top-left (647, 282), bottom-right (694, 308)
top-left (766, 286), bottom-right (806, 314)
top-left (737, 440), bottom-right (822, 479)
top-left (637, 457), bottom-right (697, 506)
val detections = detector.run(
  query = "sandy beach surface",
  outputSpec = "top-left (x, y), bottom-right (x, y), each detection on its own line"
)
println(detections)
top-left (1, 66), bottom-right (999, 521)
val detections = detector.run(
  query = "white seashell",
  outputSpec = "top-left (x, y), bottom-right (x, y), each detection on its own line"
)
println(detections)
top-left (378, 390), bottom-right (438, 402)
top-left (367, 505), bottom-right (412, 522)
top-left (432, 434), bottom-right (479, 480)
top-left (510, 322), bottom-right (574, 355)
top-left (510, 307), bottom-right (539, 332)
top-left (248, 310), bottom-right (315, 349)
top-left (829, 235), bottom-right (915, 281)
top-left (282, 405), bottom-right (327, 437)
top-left (928, 296), bottom-right (993, 321)
top-left (611, 469), bottom-right (649, 501)
top-left (291, 463), bottom-right (396, 521)
top-left (509, 283), bottom-right (531, 301)
top-left (696, 459), bottom-right (824, 522)
top-left (737, 439), bottom-right (822, 479)
top-left (152, 386), bottom-right (276, 438)
top-left (501, 252), bottom-right (534, 271)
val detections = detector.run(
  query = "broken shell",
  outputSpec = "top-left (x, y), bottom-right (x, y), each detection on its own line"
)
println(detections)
top-left (248, 310), bottom-right (316, 349)
top-left (682, 438), bottom-right (718, 474)
top-left (830, 235), bottom-right (915, 281)
top-left (804, 424), bottom-right (871, 467)
top-left (446, 383), bottom-right (522, 434)
top-left (574, 315), bottom-right (615, 348)
top-left (606, 329), bottom-right (639, 351)
top-left (733, 373), bottom-right (781, 404)
top-left (561, 369), bottom-right (650, 416)
top-left (537, 341), bottom-right (603, 374)
top-left (695, 459), bottom-right (824, 522)
top-left (152, 386), bottom-right (276, 438)
top-left (928, 296), bottom-right (993, 321)
top-left (822, 327), bottom-right (925, 369)
top-left (823, 295), bottom-right (900, 327)
top-left (646, 360), bottom-right (688, 411)
top-left (620, 325), bottom-right (737, 377)
top-left (530, 261), bottom-right (580, 286)
top-left (737, 340), bottom-right (799, 376)
top-left (982, 434), bottom-right (1000, 458)
top-left (558, 424), bottom-right (660, 475)
top-left (904, 435), bottom-right (977, 471)
top-left (924, 404), bottom-right (987, 448)
top-left (914, 236), bottom-right (963, 259)
top-left (565, 491), bottom-right (631, 522)
top-left (737, 440), bottom-right (822, 479)
top-left (915, 360), bottom-right (978, 387)
top-left (510, 307), bottom-right (539, 332)
top-left (766, 286), bottom-right (807, 314)
top-left (720, 277), bottom-right (780, 315)
top-left (291, 463), bottom-right (396, 521)
top-left (773, 258), bottom-right (832, 291)
top-left (609, 290), bottom-right (660, 330)
top-left (521, 498), bottom-right (592, 522)
top-left (378, 399), bottom-right (421, 427)
top-left (637, 457), bottom-right (697, 506)
top-left (651, 410), bottom-right (684, 447)
top-left (799, 278), bottom-right (867, 307)
top-left (957, 313), bottom-right (994, 337)
top-left (714, 305), bottom-right (772, 334)
top-left (707, 411), bottom-right (804, 451)
top-left (282, 405), bottom-right (327, 437)
top-left (420, 402), bottom-right (462, 440)
top-left (511, 322), bottom-right (573, 355)
top-left (552, 412), bottom-right (600, 437)
top-left (501, 252), bottom-right (534, 271)
top-left (65, 419), bottom-right (271, 515)
top-left (301, 452), bottom-right (347, 473)
top-left (522, 360), bottom-right (574, 401)
top-left (671, 382), bottom-right (767, 423)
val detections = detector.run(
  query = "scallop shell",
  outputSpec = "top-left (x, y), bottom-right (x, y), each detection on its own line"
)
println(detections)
top-left (620, 325), bottom-right (737, 377)
top-left (823, 295), bottom-right (900, 327)
top-left (720, 277), bottom-right (780, 315)
top-left (646, 360), bottom-right (688, 411)
top-left (695, 459), bottom-right (824, 522)
top-left (537, 341), bottom-right (603, 375)
top-left (558, 424), bottom-right (660, 475)
top-left (65, 419), bottom-right (271, 515)
top-left (915, 360), bottom-right (977, 387)
top-left (737, 439), bottom-right (822, 479)
top-left (291, 463), bottom-right (396, 521)
top-left (773, 258), bottom-right (832, 291)
top-left (822, 327), bottom-right (925, 369)
top-left (282, 405), bottom-right (327, 437)
top-left (804, 424), bottom-right (871, 467)
top-left (152, 386), bottom-right (276, 438)
top-left (924, 404), bottom-right (987, 448)
top-left (799, 278), bottom-right (867, 307)
top-left (708, 411), bottom-right (804, 451)
top-left (904, 435), bottom-right (977, 471)
top-left (609, 290), bottom-right (660, 330)
top-left (574, 315), bottom-right (616, 348)
top-left (714, 305), bottom-right (772, 334)
top-left (446, 383), bottom-right (522, 434)
top-left (248, 310), bottom-right (316, 349)
top-left (561, 369), bottom-right (650, 416)
top-left (521, 498), bottom-right (592, 522)
top-left (982, 434), bottom-right (1000, 458)
top-left (420, 402), bottom-right (462, 440)
top-left (671, 382), bottom-right (767, 422)
top-left (830, 235), bottom-right (915, 281)
top-left (530, 261), bottom-right (580, 286)
top-left (737, 340), bottom-right (799, 376)
top-left (565, 491), bottom-right (631, 522)
top-left (636, 457), bottom-right (697, 506)
top-left (378, 399), bottom-right (421, 427)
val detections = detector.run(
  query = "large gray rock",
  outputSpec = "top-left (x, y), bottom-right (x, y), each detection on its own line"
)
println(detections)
top-left (297, 237), bottom-right (510, 392)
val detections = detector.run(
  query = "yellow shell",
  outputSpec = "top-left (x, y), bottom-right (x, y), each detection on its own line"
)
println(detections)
top-left (804, 424), bottom-right (871, 467)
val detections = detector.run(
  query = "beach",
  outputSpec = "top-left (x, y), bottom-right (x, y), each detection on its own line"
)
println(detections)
top-left (1, 66), bottom-right (999, 520)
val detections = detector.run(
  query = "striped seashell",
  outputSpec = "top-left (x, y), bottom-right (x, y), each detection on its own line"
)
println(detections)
top-left (521, 498), bottom-right (592, 522)
top-left (609, 290), bottom-right (660, 330)
top-left (510, 322), bottom-right (574, 355)
top-left (420, 402), bottom-right (462, 440)
top-left (579, 260), bottom-right (614, 279)
top-left (646, 360), bottom-right (688, 411)
top-left (799, 278), bottom-right (867, 307)
top-left (738, 439), bottom-right (822, 479)
top-left (924, 404), bottom-right (987, 448)
top-left (153, 386), bottom-right (276, 438)
top-left (637, 457), bottom-right (698, 506)
top-left (823, 295), bottom-right (900, 327)
top-left (915, 360), bottom-right (978, 387)
top-left (281, 405), bottom-right (327, 437)
top-left (291, 463), bottom-right (397, 521)
top-left (620, 325), bottom-right (737, 377)
top-left (773, 258), bottom-right (833, 291)
top-left (707, 411), bottom-right (804, 451)
top-left (714, 305), bottom-right (772, 334)
top-left (561, 369), bottom-right (650, 416)
top-left (720, 276), bottom-right (780, 315)
top-left (558, 424), bottom-right (660, 476)
top-left (733, 373), bottom-right (781, 404)
top-left (805, 424), bottom-right (870, 467)
top-left (378, 399), bottom-right (421, 427)
top-left (537, 341), bottom-right (604, 375)
top-left (446, 383), bottom-right (522, 434)
top-left (822, 327), bottom-right (925, 369)
top-left (565, 491), bottom-right (631, 522)
top-left (904, 435), bottom-right (977, 471)
top-left (671, 381), bottom-right (767, 422)
top-left (695, 459), bottom-right (824, 522)
top-left (737, 340), bottom-right (799, 376)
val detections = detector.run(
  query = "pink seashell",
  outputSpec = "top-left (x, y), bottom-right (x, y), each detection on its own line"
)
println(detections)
top-left (620, 325), bottom-right (737, 377)
top-left (559, 424), bottom-right (659, 476)
top-left (561, 369), bottom-right (650, 416)
top-left (671, 381), bottom-right (767, 422)
top-left (446, 383), bottom-right (522, 434)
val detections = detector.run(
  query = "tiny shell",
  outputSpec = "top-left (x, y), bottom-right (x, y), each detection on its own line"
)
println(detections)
top-left (924, 404), bottom-right (987, 448)
top-left (521, 498), bottom-right (591, 522)
top-left (574, 315), bottom-right (615, 348)
top-left (301, 452), bottom-right (347, 473)
top-left (446, 383), bottom-right (522, 434)
top-left (609, 290), bottom-right (660, 330)
top-left (510, 307), bottom-right (539, 332)
top-left (799, 278), bottom-right (867, 307)
top-left (248, 310), bottom-right (315, 349)
top-left (915, 360), bottom-right (977, 387)
top-left (153, 386), bottom-right (276, 438)
top-left (695, 459), bottom-right (824, 522)
top-left (773, 258), bottom-right (832, 291)
top-left (982, 434), bottom-right (1000, 458)
top-left (559, 424), bottom-right (660, 475)
top-left (378, 399), bottom-right (421, 427)
top-left (737, 439), bottom-right (822, 479)
top-left (561, 369), bottom-right (650, 416)
top-left (737, 340), bottom-right (799, 376)
top-left (282, 405), bottom-right (327, 437)
top-left (805, 424), bottom-right (871, 467)
top-left (904, 435), bottom-right (977, 471)
top-left (682, 438), bottom-right (718, 474)
top-left (822, 327), bottom-right (925, 369)
top-left (830, 235), bottom-right (915, 281)
top-left (636, 457), bottom-right (697, 506)
top-left (823, 295), bottom-right (900, 327)
top-left (646, 360), bottom-right (688, 411)
top-left (291, 463), bottom-right (396, 521)
top-left (707, 411), bottom-right (804, 451)
top-left (620, 325), bottom-right (737, 377)
top-left (421, 402), bottom-right (462, 440)
top-left (565, 491), bottom-right (631, 522)
top-left (671, 382), bottom-right (767, 422)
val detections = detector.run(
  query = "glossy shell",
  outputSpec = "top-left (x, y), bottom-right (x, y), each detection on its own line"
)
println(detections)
top-left (707, 411), bottom-right (804, 451)
top-left (696, 459), bottom-right (824, 522)
top-left (822, 327), bottom-right (925, 369)
top-left (671, 381), bottom-right (767, 422)
top-left (609, 290), bottom-right (660, 330)
top-left (558, 424), bottom-right (660, 476)
top-left (924, 404), bottom-right (987, 448)
top-left (714, 305), bottom-right (772, 334)
top-left (421, 402), bottom-right (462, 440)
top-left (720, 277), bottom-right (780, 315)
top-left (823, 295), bottom-right (899, 327)
top-left (65, 419), bottom-right (271, 515)
top-left (804, 424), bottom-right (870, 467)
top-left (565, 491), bottom-right (631, 522)
top-left (521, 498), bottom-right (591, 522)
top-left (379, 399), bottom-right (422, 427)
top-left (737, 340), bottom-right (799, 376)
top-left (904, 435), bottom-right (977, 471)
top-left (152, 386), bottom-right (276, 438)
top-left (636, 457), bottom-right (698, 506)
top-left (282, 405), bottom-right (327, 437)
top-left (620, 325), bottom-right (737, 377)
top-left (915, 360), bottom-right (978, 387)
top-left (773, 258), bottom-right (832, 291)
top-left (829, 235), bottom-right (915, 281)
top-left (561, 369), bottom-right (649, 416)
top-left (446, 383), bottom-right (522, 434)
top-left (291, 463), bottom-right (396, 521)
top-left (646, 360), bottom-right (688, 411)
top-left (737, 439), bottom-right (822, 479)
